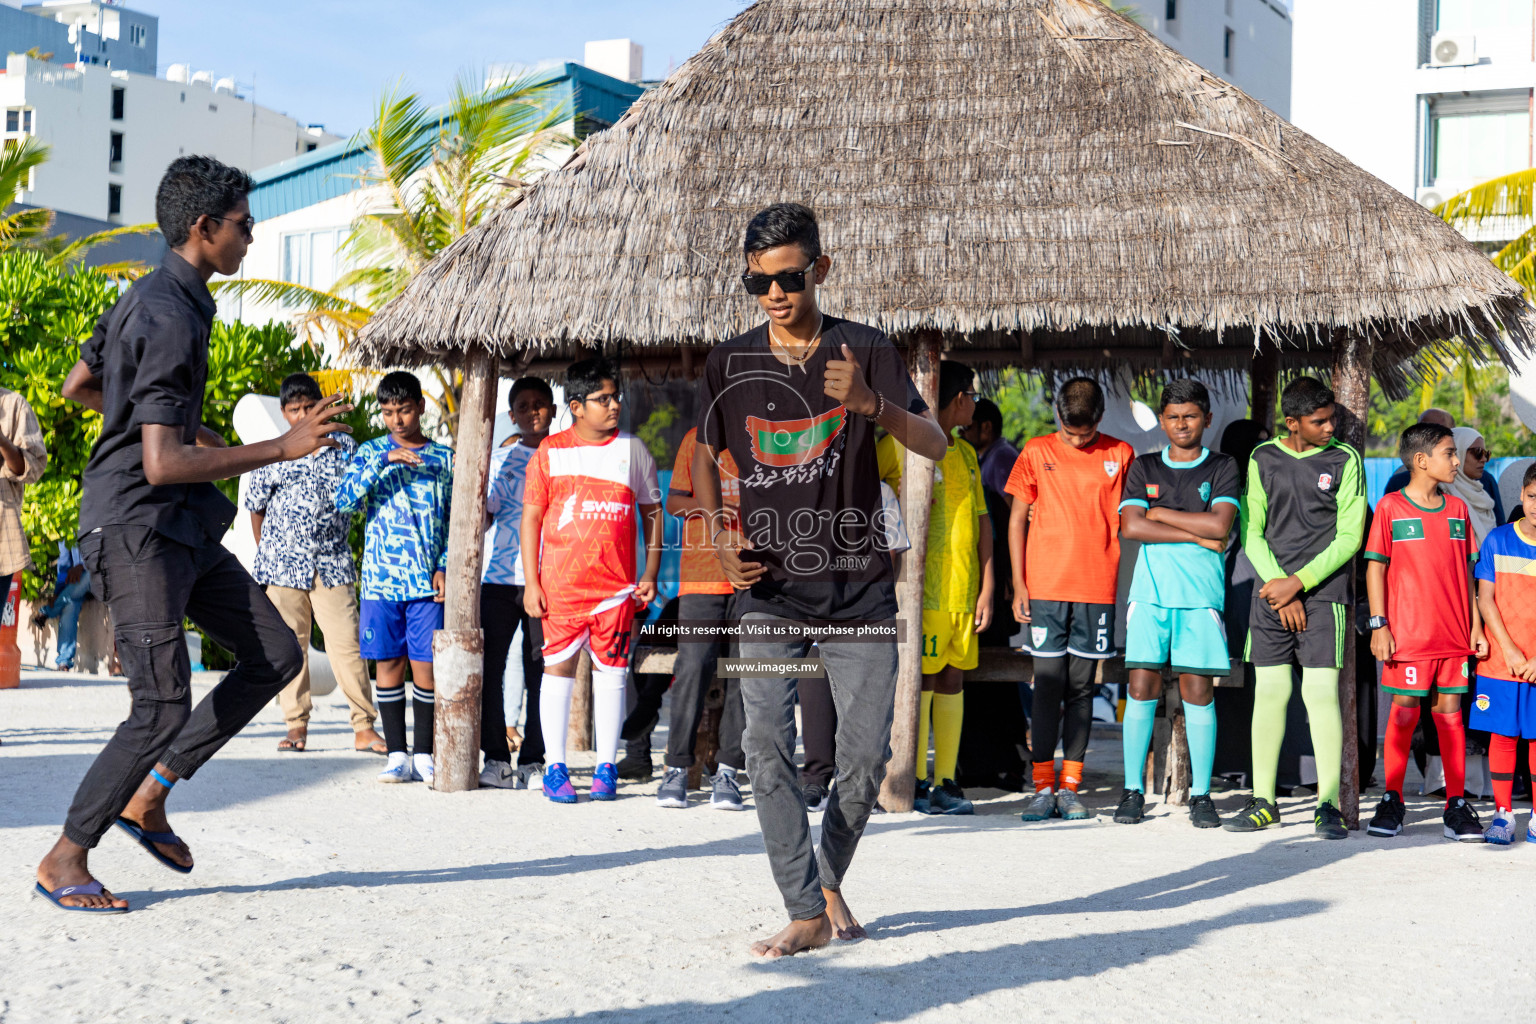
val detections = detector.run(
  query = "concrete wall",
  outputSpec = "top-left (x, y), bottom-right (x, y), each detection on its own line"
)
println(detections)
top-left (0, 54), bottom-right (340, 224)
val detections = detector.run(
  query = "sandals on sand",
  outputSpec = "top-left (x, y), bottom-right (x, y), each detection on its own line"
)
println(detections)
top-left (355, 731), bottom-right (387, 755)
top-left (35, 880), bottom-right (128, 914)
top-left (114, 816), bottom-right (193, 874)
top-left (277, 728), bottom-right (307, 752)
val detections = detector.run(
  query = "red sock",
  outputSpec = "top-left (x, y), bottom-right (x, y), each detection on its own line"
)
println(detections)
top-left (1032, 761), bottom-right (1057, 793)
top-left (1060, 760), bottom-right (1084, 792)
top-left (1490, 733), bottom-right (1518, 810)
top-left (1431, 711), bottom-right (1466, 803)
top-left (1384, 704), bottom-right (1419, 795)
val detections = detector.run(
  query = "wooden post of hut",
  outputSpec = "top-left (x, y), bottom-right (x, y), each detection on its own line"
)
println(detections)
top-left (880, 330), bottom-right (943, 812)
top-left (1250, 339), bottom-right (1280, 435)
top-left (431, 349), bottom-right (500, 792)
top-left (1330, 331), bottom-right (1373, 829)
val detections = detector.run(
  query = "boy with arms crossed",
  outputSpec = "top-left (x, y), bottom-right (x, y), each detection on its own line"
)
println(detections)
top-left (522, 357), bottom-right (663, 804)
top-left (334, 371), bottom-right (453, 785)
top-left (1364, 422), bottom-right (1485, 841)
top-left (1470, 465), bottom-right (1536, 844)
top-left (1223, 376), bottom-right (1363, 839)
top-left (692, 203), bottom-right (947, 957)
top-left (247, 372), bottom-right (383, 755)
top-left (478, 377), bottom-right (555, 790)
top-left (915, 361), bottom-right (993, 816)
top-left (1114, 379), bottom-right (1238, 828)
top-left (1007, 377), bottom-right (1133, 822)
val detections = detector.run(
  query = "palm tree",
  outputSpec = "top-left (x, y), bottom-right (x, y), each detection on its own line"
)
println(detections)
top-left (217, 69), bottom-right (574, 431)
top-left (1435, 169), bottom-right (1536, 297)
top-left (0, 136), bottom-right (158, 279)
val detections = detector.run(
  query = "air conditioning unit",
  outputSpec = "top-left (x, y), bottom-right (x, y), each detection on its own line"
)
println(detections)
top-left (1416, 187), bottom-right (1445, 210)
top-left (1430, 32), bottom-right (1477, 68)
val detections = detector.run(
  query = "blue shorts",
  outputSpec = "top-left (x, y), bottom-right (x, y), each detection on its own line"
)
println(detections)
top-left (1125, 601), bottom-right (1231, 677)
top-left (360, 597), bottom-right (444, 662)
top-left (1470, 675), bottom-right (1536, 739)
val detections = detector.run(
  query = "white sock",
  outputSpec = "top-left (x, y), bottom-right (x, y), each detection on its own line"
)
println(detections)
top-left (592, 660), bottom-right (627, 766)
top-left (540, 672), bottom-right (574, 765)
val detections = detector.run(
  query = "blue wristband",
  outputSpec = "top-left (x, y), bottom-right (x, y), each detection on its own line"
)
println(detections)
top-left (149, 769), bottom-right (175, 790)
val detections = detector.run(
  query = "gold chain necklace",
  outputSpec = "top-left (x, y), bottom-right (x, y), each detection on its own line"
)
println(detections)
top-left (768, 313), bottom-right (824, 369)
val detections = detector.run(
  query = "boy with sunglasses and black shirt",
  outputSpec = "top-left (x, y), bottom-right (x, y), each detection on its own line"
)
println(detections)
top-left (692, 203), bottom-right (948, 958)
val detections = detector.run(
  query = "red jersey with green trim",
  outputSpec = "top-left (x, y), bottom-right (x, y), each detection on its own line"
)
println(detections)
top-left (1364, 491), bottom-right (1477, 660)
top-left (1473, 520), bottom-right (1536, 682)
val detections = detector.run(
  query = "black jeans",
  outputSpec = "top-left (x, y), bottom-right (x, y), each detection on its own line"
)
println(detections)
top-left (665, 593), bottom-right (745, 769)
top-left (798, 674), bottom-right (837, 787)
top-left (64, 526), bottom-right (302, 848)
top-left (480, 583), bottom-right (545, 766)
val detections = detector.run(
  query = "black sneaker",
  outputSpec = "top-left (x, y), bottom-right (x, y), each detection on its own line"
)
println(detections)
top-left (1366, 791), bottom-right (1405, 837)
top-left (1113, 788), bottom-right (1145, 824)
top-left (803, 782), bottom-right (830, 813)
top-left (615, 751), bottom-right (654, 780)
top-left (1188, 793), bottom-right (1221, 829)
top-left (1222, 796), bottom-right (1280, 832)
top-left (1314, 802), bottom-right (1348, 840)
top-left (1443, 796), bottom-right (1484, 843)
top-left (929, 779), bottom-right (974, 815)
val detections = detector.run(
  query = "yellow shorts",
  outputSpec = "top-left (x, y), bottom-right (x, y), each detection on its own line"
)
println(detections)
top-left (921, 610), bottom-right (979, 675)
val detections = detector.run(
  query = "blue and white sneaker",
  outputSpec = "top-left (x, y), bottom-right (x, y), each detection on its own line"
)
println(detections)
top-left (411, 753), bottom-right (434, 787)
top-left (377, 751), bottom-right (413, 783)
top-left (1486, 808), bottom-right (1517, 846)
top-left (1527, 812), bottom-right (1536, 845)
top-left (543, 762), bottom-right (578, 803)
top-left (590, 762), bottom-right (619, 801)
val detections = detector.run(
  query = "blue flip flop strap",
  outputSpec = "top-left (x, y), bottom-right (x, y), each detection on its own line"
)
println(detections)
top-left (48, 879), bottom-right (105, 898)
top-left (149, 769), bottom-right (175, 790)
top-left (138, 829), bottom-right (181, 845)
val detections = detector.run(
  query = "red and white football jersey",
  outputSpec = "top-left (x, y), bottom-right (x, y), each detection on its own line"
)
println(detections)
top-left (525, 429), bottom-right (661, 617)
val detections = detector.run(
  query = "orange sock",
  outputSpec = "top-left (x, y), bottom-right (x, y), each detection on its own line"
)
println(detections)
top-left (1060, 760), bottom-right (1085, 792)
top-left (1032, 761), bottom-right (1057, 792)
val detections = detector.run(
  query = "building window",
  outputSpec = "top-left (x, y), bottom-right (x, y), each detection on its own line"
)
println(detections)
top-left (281, 229), bottom-right (345, 302)
top-left (1224, 28), bottom-right (1235, 74)
top-left (5, 108), bottom-right (32, 134)
top-left (109, 131), bottom-right (123, 168)
top-left (306, 142), bottom-right (318, 152)
top-left (129, 24), bottom-right (147, 47)
top-left (1166, 0), bottom-right (1177, 20)
top-left (111, 87), bottom-right (125, 120)
top-left (108, 184), bottom-right (122, 217)
top-left (1428, 92), bottom-right (1531, 185)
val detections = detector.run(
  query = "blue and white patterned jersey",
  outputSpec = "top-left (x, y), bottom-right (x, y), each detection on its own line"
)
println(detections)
top-left (483, 439), bottom-right (537, 586)
top-left (334, 435), bottom-right (454, 601)
top-left (245, 434), bottom-right (357, 589)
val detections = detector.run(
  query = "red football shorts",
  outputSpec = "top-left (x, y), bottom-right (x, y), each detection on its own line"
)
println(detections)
top-left (1381, 657), bottom-right (1470, 697)
top-left (541, 600), bottom-right (637, 669)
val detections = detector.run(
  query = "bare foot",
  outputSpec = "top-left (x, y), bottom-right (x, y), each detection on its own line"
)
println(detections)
top-left (121, 774), bottom-right (193, 870)
top-left (823, 887), bottom-right (866, 940)
top-left (36, 836), bottom-right (128, 910)
top-left (750, 914), bottom-right (834, 958)
top-left (354, 728), bottom-right (387, 754)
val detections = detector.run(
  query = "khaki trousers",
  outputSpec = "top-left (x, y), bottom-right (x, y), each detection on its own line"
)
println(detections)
top-left (266, 576), bottom-right (375, 732)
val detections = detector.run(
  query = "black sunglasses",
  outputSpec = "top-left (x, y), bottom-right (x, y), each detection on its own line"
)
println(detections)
top-left (211, 214), bottom-right (256, 237)
top-left (741, 264), bottom-right (813, 296)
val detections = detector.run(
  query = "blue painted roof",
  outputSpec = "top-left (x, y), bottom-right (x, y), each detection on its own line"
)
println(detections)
top-left (249, 62), bottom-right (646, 222)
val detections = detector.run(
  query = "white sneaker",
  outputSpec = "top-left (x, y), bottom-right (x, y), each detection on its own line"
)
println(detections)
top-left (378, 751), bottom-right (412, 783)
top-left (479, 759), bottom-right (517, 789)
top-left (412, 753), bottom-right (434, 786)
top-left (513, 762), bottom-right (544, 790)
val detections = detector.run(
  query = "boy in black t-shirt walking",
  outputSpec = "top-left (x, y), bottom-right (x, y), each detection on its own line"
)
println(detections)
top-left (693, 204), bottom-right (947, 958)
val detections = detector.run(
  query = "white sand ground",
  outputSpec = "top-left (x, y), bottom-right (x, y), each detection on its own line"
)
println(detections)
top-left (2, 666), bottom-right (1534, 1024)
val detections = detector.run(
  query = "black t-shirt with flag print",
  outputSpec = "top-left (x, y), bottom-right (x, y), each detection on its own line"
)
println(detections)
top-left (696, 317), bottom-right (927, 623)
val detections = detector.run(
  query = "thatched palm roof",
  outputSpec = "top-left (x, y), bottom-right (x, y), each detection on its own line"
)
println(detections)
top-left (356, 0), bottom-right (1535, 388)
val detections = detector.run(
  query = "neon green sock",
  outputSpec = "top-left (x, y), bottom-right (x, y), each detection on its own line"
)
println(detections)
top-left (1251, 665), bottom-right (1292, 803)
top-left (932, 691), bottom-right (964, 784)
top-left (917, 690), bottom-right (934, 781)
top-left (1301, 668), bottom-right (1343, 808)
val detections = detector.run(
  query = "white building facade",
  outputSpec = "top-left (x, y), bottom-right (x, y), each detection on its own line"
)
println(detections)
top-left (1124, 0), bottom-right (1294, 118)
top-left (0, 53), bottom-right (338, 224)
top-left (1291, 0), bottom-right (1536, 232)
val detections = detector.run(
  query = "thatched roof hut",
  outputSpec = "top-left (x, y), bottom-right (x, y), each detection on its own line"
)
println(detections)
top-left (357, 0), bottom-right (1533, 387)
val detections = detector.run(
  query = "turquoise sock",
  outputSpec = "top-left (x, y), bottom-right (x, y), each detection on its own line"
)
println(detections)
top-left (1184, 699), bottom-right (1217, 797)
top-left (1121, 697), bottom-right (1158, 792)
